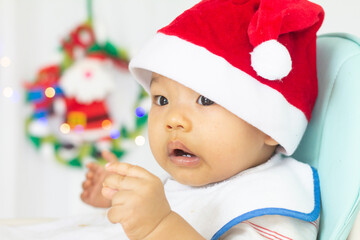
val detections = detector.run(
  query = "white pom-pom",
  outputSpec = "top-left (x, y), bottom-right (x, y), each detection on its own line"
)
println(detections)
top-left (250, 40), bottom-right (292, 81)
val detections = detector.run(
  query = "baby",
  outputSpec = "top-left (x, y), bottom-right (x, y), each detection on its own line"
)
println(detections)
top-left (82, 0), bottom-right (324, 239)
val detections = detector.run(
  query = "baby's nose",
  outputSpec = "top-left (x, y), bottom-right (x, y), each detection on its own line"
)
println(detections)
top-left (165, 110), bottom-right (191, 132)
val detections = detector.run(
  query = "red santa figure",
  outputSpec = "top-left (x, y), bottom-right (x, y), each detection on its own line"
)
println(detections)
top-left (57, 52), bottom-right (119, 145)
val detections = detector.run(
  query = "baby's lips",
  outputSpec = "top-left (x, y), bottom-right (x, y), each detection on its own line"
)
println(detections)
top-left (167, 140), bottom-right (195, 156)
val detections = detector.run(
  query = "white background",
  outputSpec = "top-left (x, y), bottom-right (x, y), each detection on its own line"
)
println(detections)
top-left (0, 0), bottom-right (359, 219)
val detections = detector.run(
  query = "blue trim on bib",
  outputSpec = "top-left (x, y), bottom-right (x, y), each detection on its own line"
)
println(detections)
top-left (211, 167), bottom-right (321, 240)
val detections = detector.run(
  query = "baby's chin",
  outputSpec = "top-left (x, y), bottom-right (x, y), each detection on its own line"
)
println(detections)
top-left (171, 173), bottom-right (226, 187)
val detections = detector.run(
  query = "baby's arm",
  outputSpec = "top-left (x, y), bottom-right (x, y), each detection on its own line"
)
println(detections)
top-left (102, 160), bottom-right (205, 240)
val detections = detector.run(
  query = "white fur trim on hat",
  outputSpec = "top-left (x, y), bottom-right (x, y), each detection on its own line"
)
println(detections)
top-left (129, 33), bottom-right (307, 155)
top-left (250, 40), bottom-right (292, 81)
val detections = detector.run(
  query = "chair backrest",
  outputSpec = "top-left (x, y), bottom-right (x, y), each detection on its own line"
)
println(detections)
top-left (292, 33), bottom-right (360, 240)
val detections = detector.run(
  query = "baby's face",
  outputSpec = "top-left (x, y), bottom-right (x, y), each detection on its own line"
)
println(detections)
top-left (148, 73), bottom-right (277, 186)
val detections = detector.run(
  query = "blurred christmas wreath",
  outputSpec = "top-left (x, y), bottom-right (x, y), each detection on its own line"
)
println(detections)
top-left (24, 1), bottom-right (148, 167)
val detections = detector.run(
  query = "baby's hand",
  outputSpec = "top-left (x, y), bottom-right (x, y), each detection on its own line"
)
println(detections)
top-left (102, 161), bottom-right (171, 240)
top-left (80, 151), bottom-right (116, 208)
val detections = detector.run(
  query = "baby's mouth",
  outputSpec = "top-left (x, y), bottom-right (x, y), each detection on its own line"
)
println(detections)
top-left (167, 141), bottom-right (200, 167)
top-left (173, 149), bottom-right (196, 158)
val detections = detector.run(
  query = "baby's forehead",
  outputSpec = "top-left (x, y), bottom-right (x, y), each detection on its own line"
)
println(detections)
top-left (149, 73), bottom-right (169, 88)
top-left (149, 76), bottom-right (160, 90)
top-left (150, 74), bottom-right (159, 84)
top-left (148, 73), bottom-right (202, 96)
top-left (151, 72), bottom-right (162, 80)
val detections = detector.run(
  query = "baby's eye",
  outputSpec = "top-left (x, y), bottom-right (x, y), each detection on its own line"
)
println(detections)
top-left (197, 95), bottom-right (215, 106)
top-left (154, 95), bottom-right (169, 106)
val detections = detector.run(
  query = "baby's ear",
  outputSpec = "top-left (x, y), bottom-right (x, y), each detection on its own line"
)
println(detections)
top-left (264, 135), bottom-right (279, 146)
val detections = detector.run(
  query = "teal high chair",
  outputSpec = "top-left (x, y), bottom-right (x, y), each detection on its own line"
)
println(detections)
top-left (292, 33), bottom-right (360, 240)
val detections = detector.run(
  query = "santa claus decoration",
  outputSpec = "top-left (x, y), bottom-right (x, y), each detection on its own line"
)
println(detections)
top-left (58, 52), bottom-right (118, 139)
top-left (24, 1), bottom-right (148, 167)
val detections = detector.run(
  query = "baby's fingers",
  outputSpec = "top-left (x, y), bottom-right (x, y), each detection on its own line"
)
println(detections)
top-left (107, 205), bottom-right (126, 224)
top-left (105, 162), bottom-right (155, 180)
top-left (82, 179), bottom-right (91, 189)
top-left (101, 150), bottom-right (118, 163)
top-left (103, 173), bottom-right (142, 191)
top-left (101, 187), bottom-right (118, 200)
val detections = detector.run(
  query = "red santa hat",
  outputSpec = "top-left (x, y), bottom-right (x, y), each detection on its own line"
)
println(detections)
top-left (129, 0), bottom-right (324, 155)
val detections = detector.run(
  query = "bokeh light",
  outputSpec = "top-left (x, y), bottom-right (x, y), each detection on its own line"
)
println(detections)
top-left (110, 129), bottom-right (121, 139)
top-left (135, 107), bottom-right (146, 118)
top-left (3, 87), bottom-right (13, 98)
top-left (60, 123), bottom-right (71, 134)
top-left (102, 119), bottom-right (112, 130)
top-left (0, 56), bottom-right (11, 68)
top-left (45, 87), bottom-right (56, 98)
top-left (135, 135), bottom-right (145, 146)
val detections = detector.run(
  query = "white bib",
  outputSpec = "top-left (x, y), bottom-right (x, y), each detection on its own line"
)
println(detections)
top-left (164, 153), bottom-right (320, 240)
